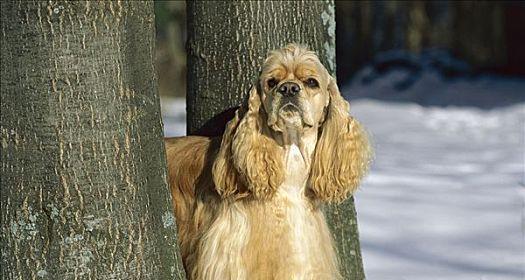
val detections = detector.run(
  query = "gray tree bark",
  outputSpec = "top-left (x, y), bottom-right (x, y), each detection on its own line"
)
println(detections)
top-left (1, 1), bottom-right (185, 279)
top-left (186, 1), bottom-right (365, 279)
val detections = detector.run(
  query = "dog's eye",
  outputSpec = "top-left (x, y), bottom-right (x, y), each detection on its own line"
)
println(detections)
top-left (267, 78), bottom-right (278, 88)
top-left (305, 78), bottom-right (319, 88)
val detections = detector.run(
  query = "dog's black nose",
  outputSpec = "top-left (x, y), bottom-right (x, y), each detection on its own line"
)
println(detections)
top-left (278, 82), bottom-right (300, 97)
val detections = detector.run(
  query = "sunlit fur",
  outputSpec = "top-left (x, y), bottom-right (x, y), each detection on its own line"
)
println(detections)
top-left (213, 87), bottom-right (285, 200)
top-left (165, 44), bottom-right (372, 280)
top-left (309, 78), bottom-right (373, 203)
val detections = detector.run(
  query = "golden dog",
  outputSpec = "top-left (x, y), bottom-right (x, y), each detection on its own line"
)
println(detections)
top-left (165, 44), bottom-right (372, 279)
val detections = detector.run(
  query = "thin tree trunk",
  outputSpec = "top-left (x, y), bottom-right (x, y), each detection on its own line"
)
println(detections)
top-left (1, 1), bottom-right (185, 279)
top-left (186, 1), bottom-right (365, 279)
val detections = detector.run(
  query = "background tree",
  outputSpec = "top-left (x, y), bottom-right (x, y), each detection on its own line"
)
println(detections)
top-left (335, 1), bottom-right (517, 79)
top-left (155, 1), bottom-right (187, 98)
top-left (186, 1), bottom-right (365, 279)
top-left (1, 1), bottom-right (185, 279)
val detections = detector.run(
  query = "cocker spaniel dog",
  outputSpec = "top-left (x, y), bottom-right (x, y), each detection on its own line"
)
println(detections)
top-left (165, 44), bottom-right (372, 280)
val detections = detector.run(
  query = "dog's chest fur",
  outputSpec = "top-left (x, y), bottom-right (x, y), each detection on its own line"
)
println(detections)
top-left (195, 144), bottom-right (339, 279)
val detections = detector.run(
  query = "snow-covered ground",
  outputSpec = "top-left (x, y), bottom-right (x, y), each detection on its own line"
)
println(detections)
top-left (160, 62), bottom-right (525, 279)
top-left (348, 100), bottom-right (524, 280)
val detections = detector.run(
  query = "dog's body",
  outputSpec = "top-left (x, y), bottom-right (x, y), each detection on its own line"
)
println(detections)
top-left (165, 45), bottom-right (371, 280)
top-left (166, 136), bottom-right (339, 279)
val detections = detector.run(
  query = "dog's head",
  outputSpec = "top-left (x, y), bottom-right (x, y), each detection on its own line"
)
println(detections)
top-left (213, 44), bottom-right (372, 202)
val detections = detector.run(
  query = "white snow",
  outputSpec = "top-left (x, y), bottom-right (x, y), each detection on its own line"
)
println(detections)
top-left (160, 69), bottom-right (525, 279)
top-left (348, 100), bottom-right (524, 280)
top-left (161, 97), bottom-right (187, 136)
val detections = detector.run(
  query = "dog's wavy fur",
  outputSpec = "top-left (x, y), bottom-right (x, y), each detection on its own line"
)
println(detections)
top-left (165, 44), bottom-right (372, 279)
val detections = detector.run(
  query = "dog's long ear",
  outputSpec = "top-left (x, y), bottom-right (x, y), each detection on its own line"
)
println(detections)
top-left (212, 86), bottom-right (284, 200)
top-left (212, 107), bottom-right (246, 199)
top-left (309, 77), bottom-right (372, 203)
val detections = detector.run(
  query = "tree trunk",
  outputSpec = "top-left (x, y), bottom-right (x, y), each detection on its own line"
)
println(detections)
top-left (186, 1), bottom-right (365, 279)
top-left (1, 1), bottom-right (185, 279)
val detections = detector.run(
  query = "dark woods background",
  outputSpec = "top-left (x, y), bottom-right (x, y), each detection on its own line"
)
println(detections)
top-left (154, 1), bottom-right (525, 98)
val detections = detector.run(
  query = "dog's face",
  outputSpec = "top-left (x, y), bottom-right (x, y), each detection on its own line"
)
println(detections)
top-left (213, 44), bottom-right (372, 202)
top-left (259, 47), bottom-right (330, 134)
